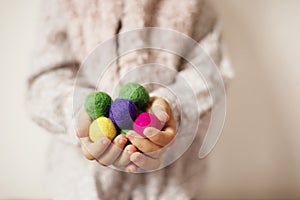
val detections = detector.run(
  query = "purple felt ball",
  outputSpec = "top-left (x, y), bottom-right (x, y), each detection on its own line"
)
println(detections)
top-left (133, 112), bottom-right (164, 137)
top-left (109, 99), bottom-right (138, 130)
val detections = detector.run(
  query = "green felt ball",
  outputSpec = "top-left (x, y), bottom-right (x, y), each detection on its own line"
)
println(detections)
top-left (84, 91), bottom-right (112, 120)
top-left (120, 129), bottom-right (129, 135)
top-left (119, 82), bottom-right (150, 110)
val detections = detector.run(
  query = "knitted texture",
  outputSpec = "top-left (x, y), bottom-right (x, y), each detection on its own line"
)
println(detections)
top-left (85, 92), bottom-right (112, 120)
top-left (89, 117), bottom-right (116, 141)
top-left (26, 0), bottom-right (234, 199)
top-left (119, 82), bottom-right (150, 111)
top-left (109, 99), bottom-right (138, 130)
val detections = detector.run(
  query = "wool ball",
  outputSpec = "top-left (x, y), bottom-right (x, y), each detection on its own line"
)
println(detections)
top-left (120, 130), bottom-right (129, 135)
top-left (119, 82), bottom-right (150, 110)
top-left (85, 91), bottom-right (112, 120)
top-left (133, 112), bottom-right (164, 137)
top-left (89, 117), bottom-right (116, 142)
top-left (109, 99), bottom-right (138, 130)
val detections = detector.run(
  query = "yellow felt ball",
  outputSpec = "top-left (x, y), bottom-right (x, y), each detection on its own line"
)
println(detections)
top-left (89, 117), bottom-right (116, 142)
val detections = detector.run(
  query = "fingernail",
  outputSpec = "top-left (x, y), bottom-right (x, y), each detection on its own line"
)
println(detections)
top-left (126, 131), bottom-right (134, 139)
top-left (131, 153), bottom-right (140, 162)
top-left (158, 111), bottom-right (169, 122)
top-left (118, 138), bottom-right (126, 145)
top-left (127, 148), bottom-right (134, 154)
top-left (101, 138), bottom-right (108, 145)
top-left (126, 135), bottom-right (132, 140)
top-left (144, 127), bottom-right (157, 138)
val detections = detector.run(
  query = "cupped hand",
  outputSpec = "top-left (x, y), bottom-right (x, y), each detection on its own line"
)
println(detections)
top-left (76, 96), bottom-right (176, 172)
top-left (125, 97), bottom-right (177, 172)
top-left (77, 108), bottom-right (137, 168)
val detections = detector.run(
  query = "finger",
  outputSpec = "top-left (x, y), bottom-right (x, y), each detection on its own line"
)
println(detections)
top-left (97, 135), bottom-right (127, 166)
top-left (77, 108), bottom-right (91, 138)
top-left (150, 98), bottom-right (171, 123)
top-left (81, 144), bottom-right (95, 160)
top-left (144, 146), bottom-right (165, 159)
top-left (113, 144), bottom-right (137, 168)
top-left (80, 136), bottom-right (111, 159)
top-left (143, 127), bottom-right (176, 146)
top-left (130, 152), bottom-right (161, 170)
top-left (150, 98), bottom-right (176, 133)
top-left (126, 163), bottom-right (138, 173)
top-left (126, 131), bottom-right (162, 153)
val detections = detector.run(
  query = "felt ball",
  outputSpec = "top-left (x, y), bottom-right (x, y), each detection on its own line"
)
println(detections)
top-left (85, 91), bottom-right (112, 120)
top-left (120, 130), bottom-right (129, 135)
top-left (133, 112), bottom-right (164, 137)
top-left (89, 117), bottom-right (116, 142)
top-left (109, 99), bottom-right (138, 130)
top-left (119, 82), bottom-right (150, 110)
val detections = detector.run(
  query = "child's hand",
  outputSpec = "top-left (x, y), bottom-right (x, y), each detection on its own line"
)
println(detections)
top-left (77, 109), bottom-right (137, 167)
top-left (76, 96), bottom-right (176, 172)
top-left (125, 97), bottom-right (176, 172)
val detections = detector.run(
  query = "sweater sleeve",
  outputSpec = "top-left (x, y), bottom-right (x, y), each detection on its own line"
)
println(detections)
top-left (149, 25), bottom-right (234, 167)
top-left (26, 0), bottom-right (93, 144)
top-left (151, 25), bottom-right (233, 123)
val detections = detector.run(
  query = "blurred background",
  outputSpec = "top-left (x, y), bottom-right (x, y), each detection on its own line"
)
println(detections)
top-left (0, 0), bottom-right (300, 199)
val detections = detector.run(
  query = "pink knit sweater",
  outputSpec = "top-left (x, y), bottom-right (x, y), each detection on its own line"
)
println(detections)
top-left (26, 0), bottom-right (233, 199)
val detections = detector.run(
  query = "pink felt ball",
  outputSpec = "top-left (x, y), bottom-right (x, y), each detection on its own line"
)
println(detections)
top-left (133, 112), bottom-right (164, 137)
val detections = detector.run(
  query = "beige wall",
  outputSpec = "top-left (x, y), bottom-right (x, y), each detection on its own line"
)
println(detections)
top-left (0, 0), bottom-right (50, 199)
top-left (0, 0), bottom-right (299, 199)
top-left (203, 0), bottom-right (300, 199)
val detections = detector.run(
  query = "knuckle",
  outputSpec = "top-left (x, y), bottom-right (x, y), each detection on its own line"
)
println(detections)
top-left (113, 161), bottom-right (125, 168)
top-left (136, 142), bottom-right (145, 152)
top-left (83, 151), bottom-right (95, 160)
top-left (112, 160), bottom-right (120, 166)
top-left (152, 135), bottom-right (161, 145)
top-left (158, 98), bottom-right (168, 105)
top-left (98, 160), bottom-right (108, 166)
top-left (125, 145), bottom-right (136, 153)
top-left (146, 150), bottom-right (161, 159)
top-left (139, 157), bottom-right (147, 166)
top-left (165, 106), bottom-right (171, 114)
top-left (168, 130), bottom-right (176, 138)
top-left (118, 159), bottom-right (129, 167)
top-left (82, 146), bottom-right (95, 160)
top-left (136, 141), bottom-right (152, 153)
top-left (147, 146), bottom-right (159, 153)
top-left (85, 155), bottom-right (95, 160)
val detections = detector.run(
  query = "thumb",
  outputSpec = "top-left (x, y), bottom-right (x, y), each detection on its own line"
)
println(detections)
top-left (150, 97), bottom-right (171, 123)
